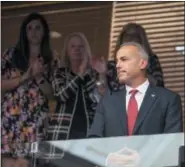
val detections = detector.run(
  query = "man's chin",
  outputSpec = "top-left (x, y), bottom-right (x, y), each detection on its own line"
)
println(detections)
top-left (118, 77), bottom-right (127, 85)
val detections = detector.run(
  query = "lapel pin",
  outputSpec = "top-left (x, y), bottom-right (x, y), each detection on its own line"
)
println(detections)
top-left (151, 93), bottom-right (155, 97)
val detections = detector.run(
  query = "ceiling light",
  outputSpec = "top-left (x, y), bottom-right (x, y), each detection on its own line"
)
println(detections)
top-left (50, 31), bottom-right (62, 39)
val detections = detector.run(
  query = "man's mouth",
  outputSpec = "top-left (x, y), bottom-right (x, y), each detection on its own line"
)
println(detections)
top-left (117, 71), bottom-right (126, 75)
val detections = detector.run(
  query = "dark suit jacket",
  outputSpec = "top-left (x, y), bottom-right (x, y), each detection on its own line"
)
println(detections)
top-left (88, 85), bottom-right (183, 137)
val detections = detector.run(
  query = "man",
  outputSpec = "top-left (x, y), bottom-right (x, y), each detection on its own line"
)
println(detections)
top-left (88, 42), bottom-right (183, 137)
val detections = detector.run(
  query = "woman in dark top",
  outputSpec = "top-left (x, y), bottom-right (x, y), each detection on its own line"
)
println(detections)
top-left (1, 13), bottom-right (57, 166)
top-left (106, 22), bottom-right (164, 92)
top-left (49, 32), bottom-right (104, 140)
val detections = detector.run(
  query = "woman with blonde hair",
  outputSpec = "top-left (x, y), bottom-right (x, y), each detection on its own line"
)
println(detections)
top-left (48, 32), bottom-right (106, 140)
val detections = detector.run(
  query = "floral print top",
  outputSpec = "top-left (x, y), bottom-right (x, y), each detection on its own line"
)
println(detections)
top-left (1, 48), bottom-right (55, 157)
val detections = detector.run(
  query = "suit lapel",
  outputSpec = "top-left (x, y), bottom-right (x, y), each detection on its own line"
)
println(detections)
top-left (133, 85), bottom-right (158, 134)
top-left (113, 88), bottom-right (128, 135)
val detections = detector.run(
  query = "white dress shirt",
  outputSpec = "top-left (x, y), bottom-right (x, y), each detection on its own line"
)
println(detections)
top-left (125, 79), bottom-right (150, 112)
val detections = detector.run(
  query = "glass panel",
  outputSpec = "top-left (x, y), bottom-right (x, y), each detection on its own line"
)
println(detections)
top-left (29, 133), bottom-right (184, 167)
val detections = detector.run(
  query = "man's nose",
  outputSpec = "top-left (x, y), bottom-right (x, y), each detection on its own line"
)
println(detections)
top-left (116, 61), bottom-right (120, 69)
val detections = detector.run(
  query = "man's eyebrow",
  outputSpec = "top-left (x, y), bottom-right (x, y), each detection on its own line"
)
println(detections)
top-left (118, 55), bottom-right (128, 59)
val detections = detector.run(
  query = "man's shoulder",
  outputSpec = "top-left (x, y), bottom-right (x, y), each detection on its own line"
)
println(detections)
top-left (102, 87), bottom-right (124, 102)
top-left (151, 85), bottom-right (180, 99)
top-left (102, 85), bottom-right (180, 101)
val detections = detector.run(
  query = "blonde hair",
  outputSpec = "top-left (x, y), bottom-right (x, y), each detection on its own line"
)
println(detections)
top-left (61, 32), bottom-right (92, 68)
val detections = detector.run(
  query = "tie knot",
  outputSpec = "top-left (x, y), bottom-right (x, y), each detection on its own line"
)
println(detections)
top-left (129, 89), bottom-right (138, 96)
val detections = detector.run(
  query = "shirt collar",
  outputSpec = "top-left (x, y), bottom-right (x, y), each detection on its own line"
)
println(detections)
top-left (125, 79), bottom-right (150, 95)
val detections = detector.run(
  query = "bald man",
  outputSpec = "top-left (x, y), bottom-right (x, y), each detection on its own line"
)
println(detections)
top-left (88, 42), bottom-right (183, 137)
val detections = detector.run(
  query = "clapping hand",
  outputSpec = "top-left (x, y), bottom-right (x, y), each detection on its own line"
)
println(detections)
top-left (31, 57), bottom-right (44, 76)
top-left (90, 55), bottom-right (107, 74)
top-left (19, 57), bottom-right (44, 84)
top-left (31, 57), bottom-right (44, 83)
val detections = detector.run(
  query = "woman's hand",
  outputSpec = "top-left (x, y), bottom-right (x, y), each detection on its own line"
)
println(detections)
top-left (90, 56), bottom-right (107, 74)
top-left (31, 58), bottom-right (44, 77)
top-left (19, 66), bottom-right (32, 84)
top-left (31, 58), bottom-right (45, 84)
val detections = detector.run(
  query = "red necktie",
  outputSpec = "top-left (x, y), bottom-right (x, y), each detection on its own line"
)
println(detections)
top-left (127, 89), bottom-right (138, 135)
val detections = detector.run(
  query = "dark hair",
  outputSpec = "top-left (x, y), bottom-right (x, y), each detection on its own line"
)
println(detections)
top-left (12, 12), bottom-right (52, 71)
top-left (114, 22), bottom-right (153, 59)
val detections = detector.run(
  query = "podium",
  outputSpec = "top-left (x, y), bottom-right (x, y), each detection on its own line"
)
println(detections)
top-left (29, 133), bottom-right (184, 167)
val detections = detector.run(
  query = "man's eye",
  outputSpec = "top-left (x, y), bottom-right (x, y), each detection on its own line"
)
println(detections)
top-left (121, 58), bottom-right (127, 61)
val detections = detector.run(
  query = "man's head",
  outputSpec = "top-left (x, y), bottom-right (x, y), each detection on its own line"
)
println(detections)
top-left (116, 42), bottom-right (149, 86)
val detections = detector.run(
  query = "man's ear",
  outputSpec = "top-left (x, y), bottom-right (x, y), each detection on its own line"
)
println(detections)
top-left (140, 59), bottom-right (148, 70)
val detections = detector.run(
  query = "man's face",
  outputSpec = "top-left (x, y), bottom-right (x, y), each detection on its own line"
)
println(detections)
top-left (116, 45), bottom-right (148, 85)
